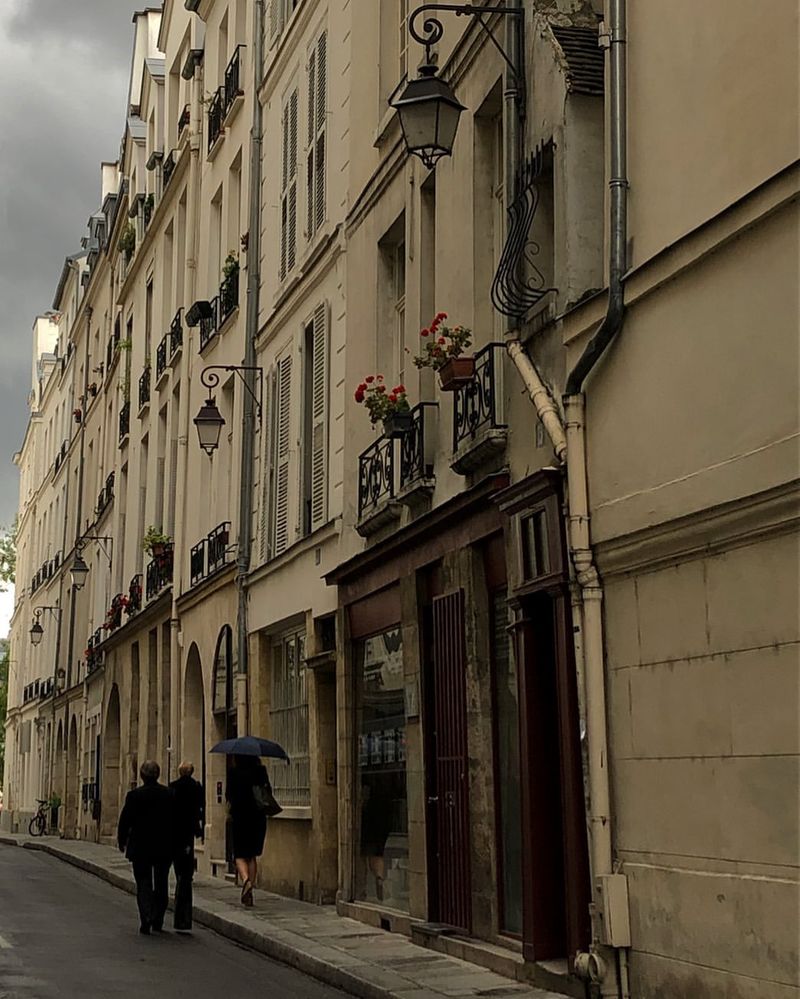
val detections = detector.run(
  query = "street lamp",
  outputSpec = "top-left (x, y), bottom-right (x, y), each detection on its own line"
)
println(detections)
top-left (30, 616), bottom-right (44, 646)
top-left (395, 4), bottom-right (523, 170)
top-left (194, 365), bottom-right (263, 456)
top-left (69, 552), bottom-right (90, 591)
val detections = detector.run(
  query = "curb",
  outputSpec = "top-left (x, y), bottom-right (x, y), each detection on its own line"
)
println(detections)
top-left (2, 836), bottom-right (397, 999)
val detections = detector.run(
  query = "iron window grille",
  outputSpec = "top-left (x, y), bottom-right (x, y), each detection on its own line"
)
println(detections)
top-left (145, 544), bottom-right (174, 600)
top-left (169, 308), bottom-right (183, 356)
top-left (139, 367), bottom-right (151, 408)
top-left (207, 88), bottom-right (225, 151)
top-left (358, 434), bottom-right (394, 519)
top-left (223, 45), bottom-right (244, 115)
top-left (270, 629), bottom-right (310, 807)
top-left (452, 342), bottom-right (507, 451)
top-left (118, 401), bottom-right (130, 443)
top-left (156, 334), bottom-right (169, 379)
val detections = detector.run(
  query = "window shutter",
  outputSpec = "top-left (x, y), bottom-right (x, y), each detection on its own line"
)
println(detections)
top-left (306, 46), bottom-right (316, 238)
top-left (315, 32), bottom-right (327, 232)
top-left (268, 0), bottom-right (278, 47)
top-left (280, 102), bottom-right (289, 279)
top-left (288, 88), bottom-right (298, 271)
top-left (310, 302), bottom-right (328, 531)
top-left (259, 367), bottom-right (277, 562)
top-left (273, 352), bottom-right (293, 555)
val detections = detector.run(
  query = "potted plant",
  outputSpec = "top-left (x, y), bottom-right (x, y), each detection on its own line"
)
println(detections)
top-left (223, 251), bottom-right (239, 279)
top-left (89, 382), bottom-right (98, 398)
top-left (73, 408), bottom-right (82, 424)
top-left (119, 222), bottom-right (136, 261)
top-left (413, 312), bottom-right (474, 391)
top-left (142, 525), bottom-right (171, 558)
top-left (354, 376), bottom-right (412, 437)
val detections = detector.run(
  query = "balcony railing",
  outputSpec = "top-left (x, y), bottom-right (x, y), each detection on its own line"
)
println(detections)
top-left (358, 436), bottom-right (394, 520)
top-left (53, 439), bottom-right (68, 474)
top-left (97, 472), bottom-right (115, 516)
top-left (190, 521), bottom-right (231, 587)
top-left (399, 404), bottom-right (436, 492)
top-left (223, 46), bottom-right (244, 114)
top-left (452, 343), bottom-right (507, 452)
top-left (163, 149), bottom-right (177, 189)
top-left (218, 268), bottom-right (238, 326)
top-left (156, 334), bottom-right (168, 379)
top-left (145, 544), bottom-right (174, 600)
top-left (207, 88), bottom-right (224, 151)
top-left (178, 103), bottom-right (191, 135)
top-left (86, 628), bottom-right (104, 674)
top-left (118, 401), bottom-right (130, 443)
top-left (128, 574), bottom-right (143, 616)
top-left (169, 308), bottom-right (183, 357)
top-left (139, 367), bottom-right (151, 408)
top-left (39, 678), bottom-right (54, 701)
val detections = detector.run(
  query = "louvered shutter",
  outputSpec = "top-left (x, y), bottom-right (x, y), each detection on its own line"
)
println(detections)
top-left (268, 0), bottom-right (278, 47)
top-left (315, 32), bottom-right (326, 232)
top-left (307, 47), bottom-right (317, 238)
top-left (280, 88), bottom-right (298, 279)
top-left (273, 352), bottom-right (293, 556)
top-left (309, 302), bottom-right (328, 531)
top-left (259, 367), bottom-right (277, 562)
top-left (280, 102), bottom-right (289, 279)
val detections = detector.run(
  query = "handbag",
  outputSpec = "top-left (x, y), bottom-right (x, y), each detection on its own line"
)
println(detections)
top-left (252, 783), bottom-right (283, 817)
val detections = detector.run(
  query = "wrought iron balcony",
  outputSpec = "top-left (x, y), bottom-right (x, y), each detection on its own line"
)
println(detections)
top-left (128, 574), bottom-right (142, 615)
top-left (399, 403), bottom-right (436, 493)
top-left (199, 297), bottom-right (219, 351)
top-left (178, 103), bottom-right (191, 135)
top-left (143, 195), bottom-right (153, 229)
top-left (358, 435), bottom-right (394, 520)
top-left (86, 628), bottom-right (104, 674)
top-left (169, 308), bottom-right (183, 357)
top-left (218, 268), bottom-right (238, 326)
top-left (207, 88), bottom-right (224, 151)
top-left (451, 342), bottom-right (508, 474)
top-left (156, 334), bottom-right (168, 379)
top-left (139, 367), bottom-right (151, 408)
top-left (145, 544), bottom-right (174, 600)
top-left (223, 46), bottom-right (244, 115)
top-left (97, 471), bottom-right (115, 516)
top-left (118, 401), bottom-right (130, 443)
top-left (190, 521), bottom-right (231, 587)
top-left (163, 149), bottom-right (177, 189)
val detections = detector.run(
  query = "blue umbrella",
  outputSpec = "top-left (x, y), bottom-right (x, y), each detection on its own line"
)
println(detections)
top-left (210, 735), bottom-right (289, 761)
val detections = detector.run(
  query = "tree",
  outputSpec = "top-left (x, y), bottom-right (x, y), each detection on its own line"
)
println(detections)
top-left (0, 518), bottom-right (17, 592)
top-left (0, 639), bottom-right (8, 784)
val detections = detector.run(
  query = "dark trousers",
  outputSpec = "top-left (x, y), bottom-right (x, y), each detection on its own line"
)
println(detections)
top-left (173, 842), bottom-right (195, 930)
top-left (132, 858), bottom-right (170, 930)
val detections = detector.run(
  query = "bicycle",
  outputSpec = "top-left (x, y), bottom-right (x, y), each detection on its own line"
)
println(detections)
top-left (28, 799), bottom-right (49, 837)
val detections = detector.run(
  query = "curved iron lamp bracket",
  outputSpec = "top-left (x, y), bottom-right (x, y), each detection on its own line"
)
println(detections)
top-left (409, 3), bottom-right (524, 91)
top-left (77, 534), bottom-right (113, 567)
top-left (491, 144), bottom-right (557, 319)
top-left (200, 365), bottom-right (263, 421)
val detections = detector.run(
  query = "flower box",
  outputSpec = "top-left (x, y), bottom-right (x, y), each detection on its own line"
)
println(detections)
top-left (438, 356), bottom-right (476, 391)
top-left (382, 411), bottom-right (414, 438)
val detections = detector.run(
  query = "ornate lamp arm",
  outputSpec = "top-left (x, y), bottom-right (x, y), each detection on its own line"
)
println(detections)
top-left (200, 365), bottom-right (263, 421)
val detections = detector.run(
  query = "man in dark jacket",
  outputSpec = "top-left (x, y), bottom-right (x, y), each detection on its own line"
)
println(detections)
top-left (169, 761), bottom-right (204, 931)
top-left (117, 760), bottom-right (174, 934)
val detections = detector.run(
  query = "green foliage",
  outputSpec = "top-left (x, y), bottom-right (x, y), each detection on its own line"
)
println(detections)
top-left (0, 518), bottom-right (17, 592)
top-left (141, 525), bottom-right (171, 555)
top-left (119, 222), bottom-right (136, 259)
top-left (222, 252), bottom-right (239, 279)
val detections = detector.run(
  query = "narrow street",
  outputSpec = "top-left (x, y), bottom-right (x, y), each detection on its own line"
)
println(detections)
top-left (0, 845), bottom-right (347, 998)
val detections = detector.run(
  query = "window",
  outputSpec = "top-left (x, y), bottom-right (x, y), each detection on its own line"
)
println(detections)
top-left (269, 0), bottom-right (300, 46)
top-left (306, 31), bottom-right (327, 239)
top-left (280, 87), bottom-right (299, 279)
top-left (265, 347), bottom-right (293, 557)
top-left (399, 0), bottom-right (409, 81)
top-left (377, 216), bottom-right (406, 385)
top-left (301, 303), bottom-right (329, 536)
top-left (270, 628), bottom-right (309, 807)
top-left (392, 242), bottom-right (406, 385)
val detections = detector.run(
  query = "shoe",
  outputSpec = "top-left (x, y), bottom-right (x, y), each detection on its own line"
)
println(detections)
top-left (241, 879), bottom-right (254, 907)
top-left (139, 924), bottom-right (151, 935)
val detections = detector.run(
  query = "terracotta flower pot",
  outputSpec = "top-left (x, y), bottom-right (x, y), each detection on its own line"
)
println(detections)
top-left (151, 542), bottom-right (166, 558)
top-left (382, 410), bottom-right (414, 438)
top-left (438, 356), bottom-right (475, 391)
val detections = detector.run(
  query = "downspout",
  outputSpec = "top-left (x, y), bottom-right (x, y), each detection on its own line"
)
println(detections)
top-left (62, 299), bottom-right (92, 836)
top-left (170, 46), bottom-right (205, 772)
top-left (564, 1), bottom-right (629, 995)
top-left (502, 0), bottom-right (567, 462)
top-left (234, 0), bottom-right (265, 734)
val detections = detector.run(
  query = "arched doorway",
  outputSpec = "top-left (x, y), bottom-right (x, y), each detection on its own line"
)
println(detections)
top-left (102, 685), bottom-right (121, 839)
top-left (183, 644), bottom-right (206, 830)
top-left (210, 625), bottom-right (236, 870)
top-left (129, 647), bottom-right (140, 791)
top-left (65, 716), bottom-right (79, 838)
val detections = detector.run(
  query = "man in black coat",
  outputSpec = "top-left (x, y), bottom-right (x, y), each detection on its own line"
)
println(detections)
top-left (117, 760), bottom-right (174, 934)
top-left (169, 761), bottom-right (204, 931)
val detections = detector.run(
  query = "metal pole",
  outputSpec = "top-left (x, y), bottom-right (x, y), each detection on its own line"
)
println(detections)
top-left (234, 0), bottom-right (265, 735)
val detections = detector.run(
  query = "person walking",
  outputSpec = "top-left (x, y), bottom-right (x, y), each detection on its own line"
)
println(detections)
top-left (225, 754), bottom-right (272, 907)
top-left (169, 761), bottom-right (204, 932)
top-left (117, 760), bottom-right (174, 935)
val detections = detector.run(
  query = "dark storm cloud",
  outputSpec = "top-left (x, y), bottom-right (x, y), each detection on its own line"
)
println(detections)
top-left (0, 0), bottom-right (145, 524)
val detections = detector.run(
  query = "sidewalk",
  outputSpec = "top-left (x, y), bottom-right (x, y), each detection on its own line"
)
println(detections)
top-left (0, 832), bottom-right (564, 999)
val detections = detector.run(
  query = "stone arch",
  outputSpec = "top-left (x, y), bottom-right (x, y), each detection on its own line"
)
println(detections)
top-left (101, 685), bottom-right (122, 838)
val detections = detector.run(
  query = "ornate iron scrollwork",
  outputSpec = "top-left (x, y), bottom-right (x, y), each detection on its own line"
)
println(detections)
top-left (453, 343), bottom-right (506, 450)
top-left (491, 145), bottom-right (555, 320)
top-left (358, 436), bottom-right (395, 518)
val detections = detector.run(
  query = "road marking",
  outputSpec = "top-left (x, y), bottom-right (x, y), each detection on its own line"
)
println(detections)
top-left (0, 934), bottom-right (11, 949)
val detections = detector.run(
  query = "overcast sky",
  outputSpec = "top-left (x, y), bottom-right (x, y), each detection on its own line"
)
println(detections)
top-left (0, 0), bottom-right (145, 532)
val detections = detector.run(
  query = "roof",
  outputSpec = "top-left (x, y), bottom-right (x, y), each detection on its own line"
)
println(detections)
top-left (551, 25), bottom-right (604, 97)
top-left (52, 250), bottom-right (88, 309)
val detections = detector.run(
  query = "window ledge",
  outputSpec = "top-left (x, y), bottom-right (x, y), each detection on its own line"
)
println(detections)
top-left (272, 805), bottom-right (311, 821)
top-left (373, 104), bottom-right (400, 149)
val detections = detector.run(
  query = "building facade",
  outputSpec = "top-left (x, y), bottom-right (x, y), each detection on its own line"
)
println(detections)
top-left (3, 2), bottom-right (797, 998)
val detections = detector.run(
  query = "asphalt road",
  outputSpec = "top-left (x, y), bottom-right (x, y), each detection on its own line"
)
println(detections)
top-left (0, 844), bottom-right (347, 998)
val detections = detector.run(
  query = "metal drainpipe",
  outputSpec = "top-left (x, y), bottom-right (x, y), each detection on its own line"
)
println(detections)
top-left (169, 50), bottom-right (203, 778)
top-left (564, 1), bottom-right (629, 995)
top-left (62, 299), bottom-right (92, 837)
top-left (233, 0), bottom-right (264, 736)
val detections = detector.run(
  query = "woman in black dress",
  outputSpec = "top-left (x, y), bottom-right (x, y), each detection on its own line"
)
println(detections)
top-left (226, 754), bottom-right (270, 906)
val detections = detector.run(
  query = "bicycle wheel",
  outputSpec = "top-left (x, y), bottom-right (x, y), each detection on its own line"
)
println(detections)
top-left (28, 813), bottom-right (46, 837)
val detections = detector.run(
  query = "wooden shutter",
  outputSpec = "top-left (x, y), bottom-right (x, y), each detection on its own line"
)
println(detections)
top-left (259, 367), bottom-right (277, 562)
top-left (307, 45), bottom-right (317, 238)
top-left (280, 87), bottom-right (298, 280)
top-left (314, 31), bottom-right (326, 233)
top-left (268, 0), bottom-right (278, 47)
top-left (273, 352), bottom-right (293, 555)
top-left (310, 302), bottom-right (328, 531)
